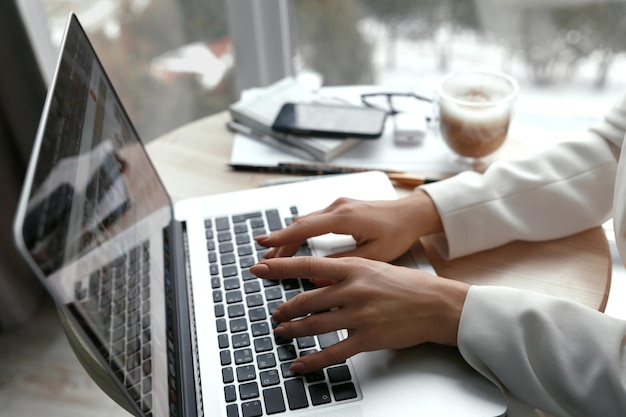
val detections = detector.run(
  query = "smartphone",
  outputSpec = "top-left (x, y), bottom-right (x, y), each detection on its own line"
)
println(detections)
top-left (271, 102), bottom-right (388, 139)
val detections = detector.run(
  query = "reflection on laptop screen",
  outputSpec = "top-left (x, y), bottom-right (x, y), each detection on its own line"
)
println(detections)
top-left (16, 14), bottom-right (173, 417)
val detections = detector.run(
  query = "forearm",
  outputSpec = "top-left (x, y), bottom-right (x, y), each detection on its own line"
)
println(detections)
top-left (420, 94), bottom-right (626, 260)
top-left (420, 134), bottom-right (616, 259)
top-left (458, 286), bottom-right (626, 416)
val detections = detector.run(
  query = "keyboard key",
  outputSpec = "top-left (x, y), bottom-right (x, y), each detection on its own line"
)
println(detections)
top-left (305, 370), bottom-right (325, 383)
top-left (238, 245), bottom-right (253, 256)
top-left (221, 253), bottom-right (236, 265)
top-left (243, 281), bottom-right (260, 294)
top-left (239, 381), bottom-right (259, 400)
top-left (220, 350), bottom-right (231, 366)
top-left (259, 369), bottom-right (280, 387)
top-left (285, 290), bottom-right (301, 301)
top-left (214, 304), bottom-right (225, 317)
top-left (265, 209), bottom-right (282, 231)
top-left (219, 242), bottom-right (234, 253)
top-left (297, 336), bottom-right (316, 349)
top-left (256, 353), bottom-right (276, 369)
top-left (264, 287), bottom-right (282, 301)
top-left (284, 378), bottom-right (308, 410)
top-left (263, 387), bottom-right (286, 415)
top-left (234, 348), bottom-right (253, 364)
top-left (246, 294), bottom-right (263, 308)
top-left (268, 301), bottom-right (282, 315)
top-left (228, 304), bottom-right (245, 318)
top-left (218, 334), bottom-right (229, 348)
top-left (251, 322), bottom-right (270, 337)
top-left (222, 367), bottom-right (234, 383)
top-left (236, 234), bottom-right (251, 245)
top-left (218, 231), bottom-right (233, 242)
top-left (229, 318), bottom-right (247, 333)
top-left (226, 290), bottom-right (243, 304)
top-left (215, 217), bottom-right (230, 231)
top-left (224, 385), bottom-right (237, 402)
top-left (232, 212), bottom-right (262, 223)
top-left (282, 279), bottom-right (300, 290)
top-left (327, 365), bottom-right (352, 383)
top-left (234, 224), bottom-right (248, 234)
top-left (309, 383), bottom-right (332, 405)
top-left (280, 362), bottom-right (296, 379)
top-left (239, 256), bottom-right (255, 268)
top-left (277, 345), bottom-right (297, 361)
top-left (248, 307), bottom-right (266, 322)
top-left (253, 337), bottom-right (273, 353)
top-left (236, 365), bottom-right (256, 382)
top-left (226, 404), bottom-right (239, 417)
top-left (222, 266), bottom-right (238, 278)
top-left (241, 400), bottom-right (263, 417)
top-left (332, 382), bottom-right (358, 401)
top-left (232, 333), bottom-right (250, 348)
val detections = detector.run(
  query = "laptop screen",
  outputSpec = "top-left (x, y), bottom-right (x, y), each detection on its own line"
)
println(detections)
top-left (14, 14), bottom-right (174, 417)
top-left (20, 15), bottom-right (171, 276)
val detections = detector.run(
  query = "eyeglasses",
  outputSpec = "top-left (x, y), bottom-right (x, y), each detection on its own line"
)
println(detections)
top-left (360, 92), bottom-right (432, 116)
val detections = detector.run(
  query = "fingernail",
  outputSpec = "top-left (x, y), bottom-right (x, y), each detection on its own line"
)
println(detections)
top-left (290, 361), bottom-right (305, 373)
top-left (272, 310), bottom-right (283, 323)
top-left (255, 234), bottom-right (269, 243)
top-left (249, 263), bottom-right (270, 277)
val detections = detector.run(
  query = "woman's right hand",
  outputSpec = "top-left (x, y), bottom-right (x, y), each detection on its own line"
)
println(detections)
top-left (255, 189), bottom-right (443, 263)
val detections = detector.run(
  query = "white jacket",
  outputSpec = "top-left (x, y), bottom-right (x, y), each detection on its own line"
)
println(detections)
top-left (422, 94), bottom-right (626, 417)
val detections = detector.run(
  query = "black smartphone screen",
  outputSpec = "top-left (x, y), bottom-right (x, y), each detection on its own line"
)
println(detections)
top-left (271, 102), bottom-right (388, 139)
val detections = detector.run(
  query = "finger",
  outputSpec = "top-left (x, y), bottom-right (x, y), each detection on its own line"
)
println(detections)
top-left (249, 257), bottom-right (351, 283)
top-left (256, 212), bottom-right (352, 248)
top-left (274, 306), bottom-right (346, 336)
top-left (290, 338), bottom-right (361, 373)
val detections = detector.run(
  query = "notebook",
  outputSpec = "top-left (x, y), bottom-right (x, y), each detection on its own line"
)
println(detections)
top-left (13, 13), bottom-right (507, 417)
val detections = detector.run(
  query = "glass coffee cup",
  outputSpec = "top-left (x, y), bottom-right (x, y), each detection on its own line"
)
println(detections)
top-left (435, 70), bottom-right (519, 171)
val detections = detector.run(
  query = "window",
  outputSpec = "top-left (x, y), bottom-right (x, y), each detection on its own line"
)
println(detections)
top-left (20, 0), bottom-right (626, 147)
top-left (21, 0), bottom-right (237, 142)
top-left (290, 0), bottom-right (626, 147)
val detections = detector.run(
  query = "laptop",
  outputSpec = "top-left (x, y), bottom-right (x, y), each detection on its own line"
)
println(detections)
top-left (13, 13), bottom-right (507, 417)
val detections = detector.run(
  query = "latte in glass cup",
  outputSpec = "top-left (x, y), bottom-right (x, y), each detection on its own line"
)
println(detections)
top-left (436, 70), bottom-right (519, 162)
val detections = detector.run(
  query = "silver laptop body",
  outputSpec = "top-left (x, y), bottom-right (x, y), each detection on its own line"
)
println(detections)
top-left (13, 13), bottom-right (506, 417)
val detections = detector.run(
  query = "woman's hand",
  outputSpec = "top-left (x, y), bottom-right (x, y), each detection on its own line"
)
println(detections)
top-left (249, 256), bottom-right (469, 373)
top-left (255, 189), bottom-right (443, 262)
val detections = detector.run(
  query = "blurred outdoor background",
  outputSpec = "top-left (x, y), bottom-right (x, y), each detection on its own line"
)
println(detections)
top-left (26, 0), bottom-right (626, 142)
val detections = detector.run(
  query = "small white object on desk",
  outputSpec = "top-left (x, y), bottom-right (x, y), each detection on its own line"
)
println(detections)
top-left (393, 112), bottom-right (427, 145)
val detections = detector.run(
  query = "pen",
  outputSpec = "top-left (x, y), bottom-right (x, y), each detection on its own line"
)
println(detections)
top-left (230, 163), bottom-right (356, 176)
top-left (386, 172), bottom-right (440, 187)
top-left (277, 162), bottom-right (403, 174)
top-left (256, 171), bottom-right (440, 187)
top-left (226, 121), bottom-right (316, 161)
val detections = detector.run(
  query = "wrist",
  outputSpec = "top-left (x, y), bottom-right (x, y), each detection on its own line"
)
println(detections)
top-left (402, 189), bottom-right (444, 236)
top-left (432, 279), bottom-right (470, 346)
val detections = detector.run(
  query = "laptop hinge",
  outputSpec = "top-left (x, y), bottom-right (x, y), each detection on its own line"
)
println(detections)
top-left (167, 220), bottom-right (202, 417)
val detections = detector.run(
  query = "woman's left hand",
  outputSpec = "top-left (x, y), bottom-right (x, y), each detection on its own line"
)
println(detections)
top-left (249, 256), bottom-right (469, 373)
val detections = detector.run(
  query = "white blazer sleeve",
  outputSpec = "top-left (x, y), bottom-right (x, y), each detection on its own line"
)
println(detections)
top-left (420, 93), bottom-right (626, 260)
top-left (459, 286), bottom-right (626, 417)
top-left (424, 95), bottom-right (626, 416)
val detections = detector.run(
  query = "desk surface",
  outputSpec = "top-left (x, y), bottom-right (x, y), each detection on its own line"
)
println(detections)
top-left (145, 111), bottom-right (612, 311)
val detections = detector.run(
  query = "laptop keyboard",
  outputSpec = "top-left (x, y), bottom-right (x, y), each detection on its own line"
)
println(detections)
top-left (205, 206), bottom-right (359, 417)
top-left (73, 240), bottom-right (153, 416)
